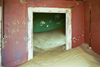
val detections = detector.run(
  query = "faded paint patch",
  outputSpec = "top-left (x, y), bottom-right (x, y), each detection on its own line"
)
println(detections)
top-left (16, 51), bottom-right (23, 62)
top-left (7, 29), bottom-right (10, 33)
top-left (22, 21), bottom-right (26, 24)
top-left (73, 40), bottom-right (76, 43)
top-left (55, 14), bottom-right (60, 19)
top-left (17, 21), bottom-right (19, 24)
top-left (43, 4), bottom-right (47, 7)
top-left (12, 22), bottom-right (16, 25)
top-left (17, 29), bottom-right (19, 32)
top-left (40, 21), bottom-right (46, 25)
top-left (77, 2), bottom-right (79, 5)
top-left (11, 29), bottom-right (19, 34)
top-left (47, 25), bottom-right (49, 27)
top-left (4, 34), bottom-right (8, 38)
top-left (16, 60), bottom-right (20, 62)
top-left (16, 41), bottom-right (18, 44)
top-left (2, 40), bottom-right (4, 49)
top-left (8, 23), bottom-right (11, 26)
top-left (56, 22), bottom-right (60, 24)
top-left (12, 51), bottom-right (15, 60)
top-left (82, 34), bottom-right (84, 36)
top-left (8, 23), bottom-right (10, 25)
top-left (24, 37), bottom-right (28, 41)
top-left (4, 41), bottom-right (7, 43)
top-left (73, 37), bottom-right (77, 40)
top-left (49, 20), bottom-right (52, 23)
top-left (12, 29), bottom-right (16, 34)
top-left (73, 37), bottom-right (78, 41)
top-left (20, 0), bottom-right (27, 4)
top-left (69, 6), bottom-right (74, 10)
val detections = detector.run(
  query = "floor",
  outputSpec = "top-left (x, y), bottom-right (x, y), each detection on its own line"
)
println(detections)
top-left (33, 26), bottom-right (66, 56)
top-left (18, 43), bottom-right (100, 67)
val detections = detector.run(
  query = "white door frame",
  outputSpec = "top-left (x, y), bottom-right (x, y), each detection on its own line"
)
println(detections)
top-left (28, 7), bottom-right (72, 60)
top-left (0, 6), bottom-right (2, 67)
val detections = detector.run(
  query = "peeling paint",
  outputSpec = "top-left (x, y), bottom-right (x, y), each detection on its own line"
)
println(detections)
top-left (43, 4), bottom-right (47, 7)
top-left (16, 51), bottom-right (23, 62)
top-left (16, 60), bottom-right (20, 62)
top-left (77, 2), bottom-right (79, 5)
top-left (12, 29), bottom-right (16, 34)
top-left (40, 21), bottom-right (46, 24)
top-left (82, 34), bottom-right (84, 36)
top-left (73, 37), bottom-right (76, 39)
top-left (16, 41), bottom-right (18, 44)
top-left (8, 23), bottom-right (11, 26)
top-left (47, 25), bottom-right (49, 27)
top-left (55, 14), bottom-right (60, 19)
top-left (56, 22), bottom-right (60, 24)
top-left (24, 37), bottom-right (28, 41)
top-left (7, 29), bottom-right (10, 33)
top-left (4, 41), bottom-right (7, 43)
top-left (8, 23), bottom-right (9, 25)
top-left (17, 29), bottom-right (19, 32)
top-left (2, 40), bottom-right (5, 49)
top-left (12, 22), bottom-right (16, 25)
top-left (20, 0), bottom-right (27, 4)
top-left (4, 34), bottom-right (8, 38)
top-left (17, 21), bottom-right (19, 24)
top-left (73, 40), bottom-right (76, 43)
top-left (73, 37), bottom-right (78, 40)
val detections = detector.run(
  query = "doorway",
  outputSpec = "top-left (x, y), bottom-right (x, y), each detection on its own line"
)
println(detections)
top-left (33, 13), bottom-right (66, 56)
top-left (28, 7), bottom-right (72, 60)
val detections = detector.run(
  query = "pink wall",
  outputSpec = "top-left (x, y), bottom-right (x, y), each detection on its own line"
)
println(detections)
top-left (2, 0), bottom-right (84, 66)
top-left (91, 0), bottom-right (100, 55)
top-left (27, 0), bottom-right (84, 48)
top-left (0, 0), bottom-right (3, 6)
top-left (2, 0), bottom-right (28, 67)
top-left (84, 0), bottom-right (90, 45)
top-left (84, 0), bottom-right (100, 56)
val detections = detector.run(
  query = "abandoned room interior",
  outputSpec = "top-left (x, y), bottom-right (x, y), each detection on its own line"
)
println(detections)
top-left (0, 0), bottom-right (100, 67)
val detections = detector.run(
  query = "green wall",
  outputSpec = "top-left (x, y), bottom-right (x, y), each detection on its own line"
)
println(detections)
top-left (33, 13), bottom-right (65, 33)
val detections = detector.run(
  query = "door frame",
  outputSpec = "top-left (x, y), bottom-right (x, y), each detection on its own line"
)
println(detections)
top-left (28, 7), bottom-right (72, 60)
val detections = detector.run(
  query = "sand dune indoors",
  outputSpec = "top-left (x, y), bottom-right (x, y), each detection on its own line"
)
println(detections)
top-left (18, 43), bottom-right (100, 67)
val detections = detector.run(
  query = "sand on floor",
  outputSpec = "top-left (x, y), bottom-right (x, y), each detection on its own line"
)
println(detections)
top-left (18, 43), bottom-right (100, 67)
